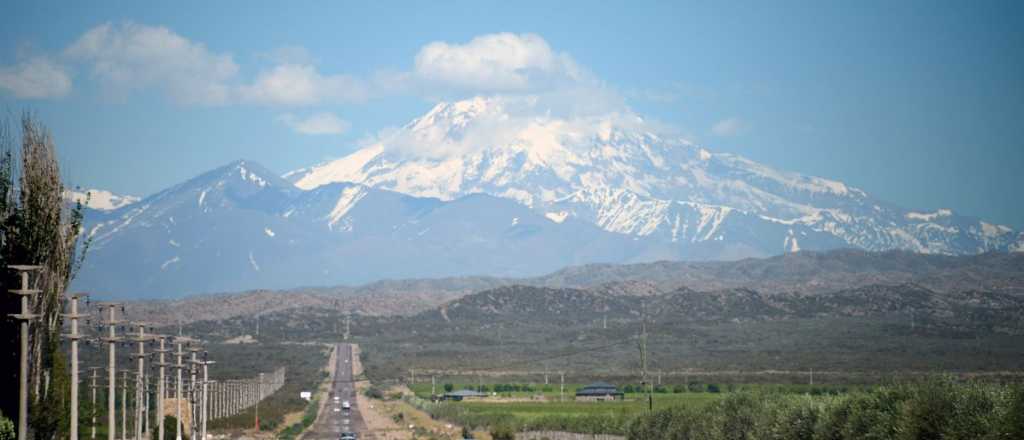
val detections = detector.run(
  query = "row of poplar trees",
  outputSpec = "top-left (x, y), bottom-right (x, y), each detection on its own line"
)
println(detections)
top-left (0, 113), bottom-right (90, 440)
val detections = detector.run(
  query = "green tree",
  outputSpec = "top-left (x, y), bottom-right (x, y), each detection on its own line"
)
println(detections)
top-left (444, 383), bottom-right (454, 392)
top-left (0, 114), bottom-right (88, 440)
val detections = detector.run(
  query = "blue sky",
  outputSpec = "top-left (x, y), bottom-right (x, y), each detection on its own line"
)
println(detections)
top-left (1, 1), bottom-right (1022, 227)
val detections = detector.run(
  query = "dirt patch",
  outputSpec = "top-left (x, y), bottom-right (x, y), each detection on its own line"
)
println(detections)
top-left (370, 386), bottom-right (492, 440)
top-left (354, 381), bottom-right (409, 439)
top-left (352, 344), bottom-right (364, 376)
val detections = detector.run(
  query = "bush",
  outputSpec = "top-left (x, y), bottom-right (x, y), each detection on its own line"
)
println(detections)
top-left (364, 386), bottom-right (385, 399)
top-left (0, 413), bottom-right (15, 440)
top-left (490, 424), bottom-right (515, 440)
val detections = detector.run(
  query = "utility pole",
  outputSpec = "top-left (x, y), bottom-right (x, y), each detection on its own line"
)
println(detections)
top-left (196, 352), bottom-right (215, 440)
top-left (120, 370), bottom-right (128, 440)
top-left (559, 372), bottom-right (565, 402)
top-left (96, 303), bottom-right (124, 440)
top-left (172, 337), bottom-right (194, 440)
top-left (431, 375), bottom-right (436, 396)
top-left (187, 345), bottom-right (201, 440)
top-left (254, 372), bottom-right (262, 431)
top-left (638, 300), bottom-right (652, 412)
top-left (63, 293), bottom-right (89, 440)
top-left (7, 265), bottom-right (41, 440)
top-left (87, 367), bottom-right (102, 440)
top-left (152, 335), bottom-right (171, 440)
top-left (129, 323), bottom-right (152, 440)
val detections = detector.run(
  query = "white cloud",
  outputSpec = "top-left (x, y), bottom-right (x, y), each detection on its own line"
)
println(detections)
top-left (414, 33), bottom-right (586, 92)
top-left (0, 57), bottom-right (72, 99)
top-left (65, 22), bottom-right (238, 105)
top-left (711, 117), bottom-right (744, 137)
top-left (278, 112), bottom-right (350, 135)
top-left (240, 64), bottom-right (368, 106)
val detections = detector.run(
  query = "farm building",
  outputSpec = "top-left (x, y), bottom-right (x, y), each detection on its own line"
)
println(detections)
top-left (574, 381), bottom-right (624, 401)
top-left (443, 389), bottom-right (488, 401)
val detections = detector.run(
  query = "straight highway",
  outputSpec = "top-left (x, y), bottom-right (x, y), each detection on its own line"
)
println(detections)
top-left (305, 343), bottom-right (367, 439)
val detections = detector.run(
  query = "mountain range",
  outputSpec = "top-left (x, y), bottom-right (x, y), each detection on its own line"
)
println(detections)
top-left (72, 96), bottom-right (1023, 298)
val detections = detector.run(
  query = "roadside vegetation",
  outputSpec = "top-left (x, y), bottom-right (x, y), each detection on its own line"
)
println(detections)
top-left (629, 377), bottom-right (1024, 439)
top-left (400, 378), bottom-right (1022, 438)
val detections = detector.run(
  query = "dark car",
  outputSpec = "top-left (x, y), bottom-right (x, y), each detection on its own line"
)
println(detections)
top-left (340, 432), bottom-right (357, 440)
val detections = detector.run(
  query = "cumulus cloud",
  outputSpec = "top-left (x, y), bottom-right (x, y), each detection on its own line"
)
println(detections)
top-left (711, 117), bottom-right (744, 136)
top-left (65, 22), bottom-right (238, 105)
top-left (240, 64), bottom-right (368, 106)
top-left (413, 33), bottom-right (587, 92)
top-left (0, 57), bottom-right (72, 99)
top-left (277, 112), bottom-right (350, 135)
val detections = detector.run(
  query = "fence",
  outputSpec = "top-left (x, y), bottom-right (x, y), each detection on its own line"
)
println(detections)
top-left (209, 367), bottom-right (286, 419)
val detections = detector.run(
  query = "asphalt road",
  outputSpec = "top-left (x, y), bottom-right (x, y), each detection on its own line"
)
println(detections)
top-left (305, 343), bottom-right (366, 439)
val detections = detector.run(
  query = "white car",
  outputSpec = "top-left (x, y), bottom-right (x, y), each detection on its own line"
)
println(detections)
top-left (342, 401), bottom-right (351, 410)
top-left (333, 408), bottom-right (341, 413)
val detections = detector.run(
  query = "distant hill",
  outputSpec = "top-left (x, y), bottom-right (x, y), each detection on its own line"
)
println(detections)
top-left (124, 249), bottom-right (1024, 326)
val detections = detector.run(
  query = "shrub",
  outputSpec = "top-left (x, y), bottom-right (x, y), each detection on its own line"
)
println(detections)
top-left (490, 424), bottom-right (515, 440)
top-left (0, 413), bottom-right (16, 440)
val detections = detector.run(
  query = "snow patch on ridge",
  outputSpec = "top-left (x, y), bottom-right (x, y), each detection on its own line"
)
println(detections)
top-left (248, 251), bottom-right (260, 271)
top-left (327, 186), bottom-right (368, 228)
top-left (545, 211), bottom-right (568, 223)
top-left (160, 256), bottom-right (179, 271)
top-left (905, 209), bottom-right (953, 222)
top-left (65, 189), bottom-right (140, 211)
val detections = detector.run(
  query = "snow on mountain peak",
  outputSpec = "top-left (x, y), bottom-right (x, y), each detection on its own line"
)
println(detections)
top-left (285, 96), bottom-right (1020, 256)
top-left (65, 188), bottom-right (140, 211)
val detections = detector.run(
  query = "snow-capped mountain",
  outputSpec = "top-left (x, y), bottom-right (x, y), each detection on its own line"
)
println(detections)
top-left (73, 96), bottom-right (1022, 298)
top-left (289, 96), bottom-right (1023, 256)
top-left (74, 160), bottom-right (641, 298)
top-left (65, 188), bottom-right (140, 211)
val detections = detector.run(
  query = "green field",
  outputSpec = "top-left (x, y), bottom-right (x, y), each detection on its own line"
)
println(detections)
top-left (454, 393), bottom-right (723, 419)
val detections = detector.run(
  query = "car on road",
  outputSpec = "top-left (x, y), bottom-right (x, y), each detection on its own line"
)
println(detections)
top-left (342, 400), bottom-right (351, 410)
top-left (340, 432), bottom-right (357, 440)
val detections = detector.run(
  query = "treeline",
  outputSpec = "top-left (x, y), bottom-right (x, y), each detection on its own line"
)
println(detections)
top-left (627, 378), bottom-right (1023, 440)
